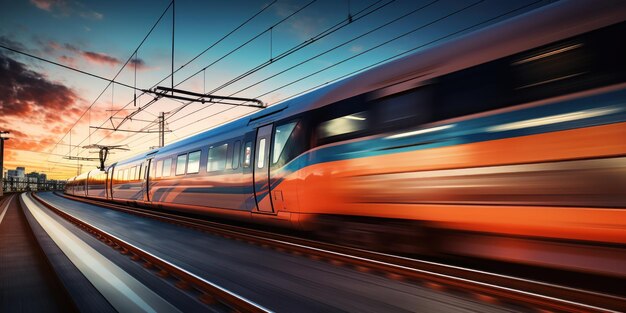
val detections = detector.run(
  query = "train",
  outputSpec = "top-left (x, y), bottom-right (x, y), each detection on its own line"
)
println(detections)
top-left (66, 0), bottom-right (626, 277)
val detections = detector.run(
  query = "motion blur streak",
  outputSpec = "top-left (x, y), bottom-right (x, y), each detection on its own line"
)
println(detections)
top-left (21, 194), bottom-right (179, 313)
top-left (487, 106), bottom-right (622, 132)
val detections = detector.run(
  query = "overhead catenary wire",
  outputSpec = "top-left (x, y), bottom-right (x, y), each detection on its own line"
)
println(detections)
top-left (269, 0), bottom-right (548, 106)
top-left (208, 0), bottom-right (395, 95)
top-left (103, 0), bottom-right (392, 158)
top-left (85, 0), bottom-right (546, 167)
top-left (119, 0), bottom-right (319, 125)
top-left (157, 0), bottom-right (396, 128)
top-left (71, 0), bottom-right (315, 165)
top-left (105, 0), bottom-right (482, 161)
top-left (61, 0), bottom-right (281, 160)
top-left (164, 0), bottom-right (448, 128)
top-left (167, 0), bottom-right (543, 141)
top-left (46, 0), bottom-right (175, 168)
top-left (255, 0), bottom-right (484, 99)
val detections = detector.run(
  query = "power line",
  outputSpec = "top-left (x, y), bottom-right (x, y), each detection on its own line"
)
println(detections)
top-left (209, 0), bottom-right (396, 96)
top-left (0, 44), bottom-right (141, 91)
top-left (165, 0), bottom-right (427, 126)
top-left (271, 0), bottom-right (547, 106)
top-left (47, 0), bottom-right (175, 164)
top-left (165, 0), bottom-right (395, 124)
top-left (61, 0), bottom-right (280, 160)
top-left (168, 0), bottom-right (540, 139)
top-left (255, 0), bottom-right (484, 99)
top-left (72, 0), bottom-right (312, 161)
top-left (111, 0), bottom-right (319, 130)
top-left (103, 0), bottom-right (457, 156)
top-left (85, 0), bottom-right (545, 167)
top-left (165, 0), bottom-right (467, 130)
top-left (172, 0), bottom-right (319, 90)
top-left (51, 1), bottom-right (173, 163)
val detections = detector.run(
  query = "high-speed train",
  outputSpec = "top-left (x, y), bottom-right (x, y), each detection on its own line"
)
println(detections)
top-left (66, 1), bottom-right (626, 276)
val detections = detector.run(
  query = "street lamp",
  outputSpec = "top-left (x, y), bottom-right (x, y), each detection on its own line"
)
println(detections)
top-left (0, 131), bottom-right (10, 197)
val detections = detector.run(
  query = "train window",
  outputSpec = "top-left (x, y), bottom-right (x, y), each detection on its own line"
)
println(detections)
top-left (123, 169), bottom-right (129, 181)
top-left (187, 151), bottom-right (201, 174)
top-left (511, 40), bottom-right (589, 103)
top-left (374, 87), bottom-right (433, 130)
top-left (156, 160), bottom-right (163, 177)
top-left (435, 59), bottom-right (510, 121)
top-left (317, 111), bottom-right (368, 140)
top-left (257, 138), bottom-right (266, 168)
top-left (130, 167), bottom-right (136, 181)
top-left (137, 163), bottom-right (142, 180)
top-left (162, 158), bottom-right (172, 177)
top-left (176, 154), bottom-right (187, 175)
top-left (208, 144), bottom-right (228, 172)
top-left (273, 122), bottom-right (297, 164)
top-left (232, 141), bottom-right (241, 169)
top-left (243, 142), bottom-right (252, 168)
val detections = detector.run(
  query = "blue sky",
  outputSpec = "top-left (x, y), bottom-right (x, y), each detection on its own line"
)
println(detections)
top-left (0, 0), bottom-right (553, 178)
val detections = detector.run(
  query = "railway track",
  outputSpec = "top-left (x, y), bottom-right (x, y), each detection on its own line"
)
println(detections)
top-left (28, 192), bottom-right (271, 313)
top-left (46, 192), bottom-right (626, 313)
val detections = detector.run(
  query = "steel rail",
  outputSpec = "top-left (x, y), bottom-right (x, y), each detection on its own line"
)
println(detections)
top-left (55, 192), bottom-right (626, 313)
top-left (32, 192), bottom-right (272, 313)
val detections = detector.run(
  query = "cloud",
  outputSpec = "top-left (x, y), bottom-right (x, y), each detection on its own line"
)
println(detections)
top-left (53, 42), bottom-right (152, 69)
top-left (63, 43), bottom-right (80, 53)
top-left (58, 55), bottom-right (77, 67)
top-left (0, 52), bottom-right (81, 119)
top-left (82, 51), bottom-right (120, 66)
top-left (30, 0), bottom-right (56, 11)
top-left (129, 58), bottom-right (154, 71)
top-left (0, 52), bottom-right (89, 161)
top-left (47, 40), bottom-right (62, 51)
top-left (0, 36), bottom-right (30, 55)
top-left (5, 129), bottom-right (58, 152)
top-left (30, 0), bottom-right (103, 20)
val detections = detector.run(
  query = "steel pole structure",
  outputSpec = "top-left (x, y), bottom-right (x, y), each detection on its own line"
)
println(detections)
top-left (0, 131), bottom-right (9, 197)
top-left (159, 112), bottom-right (165, 147)
top-left (0, 137), bottom-right (3, 197)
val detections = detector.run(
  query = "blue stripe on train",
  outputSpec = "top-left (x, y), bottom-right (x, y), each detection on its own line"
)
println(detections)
top-left (272, 87), bottom-right (626, 189)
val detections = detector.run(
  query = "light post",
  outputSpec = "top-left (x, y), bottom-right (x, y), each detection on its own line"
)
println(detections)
top-left (0, 131), bottom-right (10, 197)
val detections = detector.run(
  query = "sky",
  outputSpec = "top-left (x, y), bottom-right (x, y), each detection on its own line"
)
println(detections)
top-left (0, 0), bottom-right (554, 179)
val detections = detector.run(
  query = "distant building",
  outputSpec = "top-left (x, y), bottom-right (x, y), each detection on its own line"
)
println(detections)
top-left (3, 167), bottom-right (62, 192)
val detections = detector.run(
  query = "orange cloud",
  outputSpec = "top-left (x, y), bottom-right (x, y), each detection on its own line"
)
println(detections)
top-left (82, 51), bottom-right (120, 67)
top-left (0, 52), bottom-right (86, 168)
top-left (30, 0), bottom-right (103, 20)
top-left (55, 42), bottom-right (152, 70)
top-left (58, 55), bottom-right (77, 67)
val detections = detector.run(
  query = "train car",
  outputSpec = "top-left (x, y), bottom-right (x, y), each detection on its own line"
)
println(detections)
top-left (66, 0), bottom-right (626, 276)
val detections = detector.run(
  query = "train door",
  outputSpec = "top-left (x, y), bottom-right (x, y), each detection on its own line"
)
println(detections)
top-left (106, 166), bottom-right (113, 199)
top-left (143, 159), bottom-right (152, 202)
top-left (253, 124), bottom-right (274, 212)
